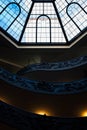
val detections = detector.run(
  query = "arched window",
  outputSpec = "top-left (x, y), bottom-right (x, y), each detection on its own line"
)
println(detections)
top-left (36, 15), bottom-right (51, 43)
top-left (67, 2), bottom-right (87, 30)
top-left (0, 3), bottom-right (21, 30)
top-left (14, 0), bottom-right (22, 3)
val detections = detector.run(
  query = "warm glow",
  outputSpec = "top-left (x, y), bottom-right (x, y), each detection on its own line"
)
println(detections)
top-left (35, 110), bottom-right (50, 116)
top-left (0, 97), bottom-right (11, 104)
top-left (0, 97), bottom-right (6, 102)
top-left (81, 111), bottom-right (87, 117)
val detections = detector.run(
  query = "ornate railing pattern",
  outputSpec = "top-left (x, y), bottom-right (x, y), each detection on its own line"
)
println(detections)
top-left (17, 56), bottom-right (87, 75)
top-left (0, 101), bottom-right (87, 130)
top-left (0, 67), bottom-right (87, 94)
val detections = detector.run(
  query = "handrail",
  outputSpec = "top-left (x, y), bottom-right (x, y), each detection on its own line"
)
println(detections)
top-left (17, 56), bottom-right (87, 75)
top-left (0, 67), bottom-right (87, 94)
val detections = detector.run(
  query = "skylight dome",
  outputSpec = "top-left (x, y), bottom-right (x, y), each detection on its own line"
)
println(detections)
top-left (0, 0), bottom-right (87, 48)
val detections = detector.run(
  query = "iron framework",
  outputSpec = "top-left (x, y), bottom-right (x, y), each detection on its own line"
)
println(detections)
top-left (0, 0), bottom-right (87, 48)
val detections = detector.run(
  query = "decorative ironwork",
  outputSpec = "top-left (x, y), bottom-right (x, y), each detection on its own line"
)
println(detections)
top-left (0, 66), bottom-right (87, 94)
top-left (17, 56), bottom-right (87, 74)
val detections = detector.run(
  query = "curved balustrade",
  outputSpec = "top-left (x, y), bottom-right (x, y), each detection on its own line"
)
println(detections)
top-left (0, 67), bottom-right (87, 94)
top-left (0, 101), bottom-right (87, 130)
top-left (17, 56), bottom-right (87, 75)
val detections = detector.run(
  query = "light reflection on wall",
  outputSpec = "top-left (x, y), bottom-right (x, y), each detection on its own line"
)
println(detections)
top-left (81, 110), bottom-right (87, 117)
top-left (0, 97), bottom-right (6, 102)
top-left (0, 97), bottom-right (11, 104)
top-left (35, 109), bottom-right (51, 116)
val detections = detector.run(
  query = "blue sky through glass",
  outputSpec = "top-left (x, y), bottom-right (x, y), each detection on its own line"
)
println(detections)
top-left (0, 0), bottom-right (87, 44)
top-left (0, 0), bottom-right (32, 40)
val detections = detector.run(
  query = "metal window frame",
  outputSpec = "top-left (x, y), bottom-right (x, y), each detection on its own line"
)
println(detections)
top-left (0, 0), bottom-right (87, 48)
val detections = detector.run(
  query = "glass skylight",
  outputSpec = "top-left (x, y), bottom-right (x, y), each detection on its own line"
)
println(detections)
top-left (0, 0), bottom-right (87, 47)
